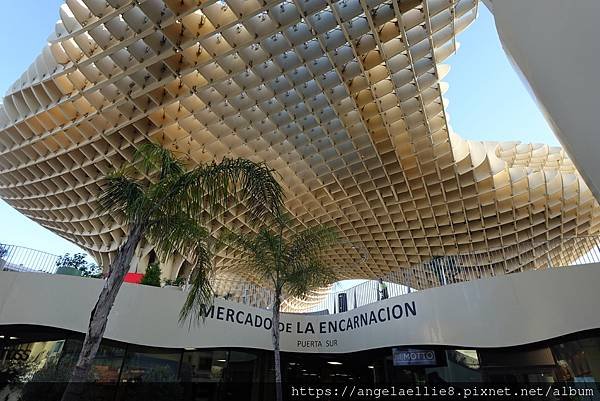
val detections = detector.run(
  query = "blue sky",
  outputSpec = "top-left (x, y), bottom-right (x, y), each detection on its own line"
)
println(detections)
top-left (444, 6), bottom-right (557, 146)
top-left (0, 2), bottom-right (557, 258)
top-left (0, 0), bottom-right (85, 257)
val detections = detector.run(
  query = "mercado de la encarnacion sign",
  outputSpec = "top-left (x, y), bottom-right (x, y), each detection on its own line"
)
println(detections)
top-left (198, 300), bottom-right (417, 335)
top-left (1, 265), bottom-right (600, 353)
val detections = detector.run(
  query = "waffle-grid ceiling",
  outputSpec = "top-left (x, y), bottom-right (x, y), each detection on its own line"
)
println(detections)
top-left (0, 0), bottom-right (598, 291)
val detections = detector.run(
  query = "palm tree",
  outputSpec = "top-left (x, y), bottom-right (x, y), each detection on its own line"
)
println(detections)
top-left (213, 221), bottom-right (337, 401)
top-left (61, 143), bottom-right (283, 401)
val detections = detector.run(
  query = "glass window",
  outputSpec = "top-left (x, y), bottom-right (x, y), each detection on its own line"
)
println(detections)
top-left (55, 339), bottom-right (125, 383)
top-left (92, 343), bottom-right (126, 383)
top-left (425, 350), bottom-right (481, 383)
top-left (1, 338), bottom-right (71, 401)
top-left (0, 339), bottom-right (66, 383)
top-left (178, 350), bottom-right (229, 401)
top-left (479, 346), bottom-right (557, 383)
top-left (221, 351), bottom-right (261, 400)
top-left (121, 347), bottom-right (181, 382)
top-left (180, 349), bottom-right (227, 382)
top-left (552, 337), bottom-right (600, 382)
top-left (224, 351), bottom-right (258, 381)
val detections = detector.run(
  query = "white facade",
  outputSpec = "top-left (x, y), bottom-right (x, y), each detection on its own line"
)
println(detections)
top-left (1, 265), bottom-right (599, 352)
top-left (487, 0), bottom-right (600, 200)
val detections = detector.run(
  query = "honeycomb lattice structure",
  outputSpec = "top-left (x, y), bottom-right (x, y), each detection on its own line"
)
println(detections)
top-left (0, 0), bottom-right (598, 287)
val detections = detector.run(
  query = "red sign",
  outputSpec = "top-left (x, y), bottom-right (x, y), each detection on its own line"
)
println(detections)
top-left (124, 273), bottom-right (143, 284)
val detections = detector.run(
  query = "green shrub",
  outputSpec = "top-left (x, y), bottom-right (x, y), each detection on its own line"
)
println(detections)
top-left (55, 253), bottom-right (102, 278)
top-left (164, 276), bottom-right (185, 287)
top-left (140, 263), bottom-right (162, 287)
top-left (0, 244), bottom-right (8, 259)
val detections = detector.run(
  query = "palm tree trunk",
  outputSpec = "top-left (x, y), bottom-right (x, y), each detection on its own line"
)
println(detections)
top-left (272, 288), bottom-right (283, 401)
top-left (61, 222), bottom-right (145, 401)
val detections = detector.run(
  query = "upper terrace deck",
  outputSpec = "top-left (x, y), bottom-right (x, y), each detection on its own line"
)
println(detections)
top-left (0, 258), bottom-right (599, 353)
top-left (3, 234), bottom-right (600, 314)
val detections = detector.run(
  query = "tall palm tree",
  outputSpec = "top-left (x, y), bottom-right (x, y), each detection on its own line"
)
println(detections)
top-left (61, 143), bottom-right (283, 401)
top-left (212, 221), bottom-right (337, 401)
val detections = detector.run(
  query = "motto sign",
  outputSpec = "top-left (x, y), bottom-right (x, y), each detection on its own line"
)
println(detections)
top-left (393, 348), bottom-right (437, 366)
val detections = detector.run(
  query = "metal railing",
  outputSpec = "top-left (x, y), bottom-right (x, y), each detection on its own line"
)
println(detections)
top-left (206, 235), bottom-right (600, 313)
top-left (281, 280), bottom-right (412, 314)
top-left (210, 274), bottom-right (277, 309)
top-left (282, 235), bottom-right (600, 313)
top-left (0, 244), bottom-right (59, 274)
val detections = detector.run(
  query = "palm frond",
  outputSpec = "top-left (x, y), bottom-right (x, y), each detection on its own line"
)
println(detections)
top-left (98, 172), bottom-right (149, 223)
top-left (220, 228), bottom-right (279, 285)
top-left (179, 241), bottom-right (214, 324)
top-left (284, 259), bottom-right (336, 298)
top-left (282, 226), bottom-right (338, 297)
top-left (287, 225), bottom-right (338, 262)
top-left (134, 142), bottom-right (185, 179)
top-left (184, 158), bottom-right (284, 223)
top-left (96, 144), bottom-right (286, 326)
top-left (146, 211), bottom-right (209, 261)
top-left (223, 224), bottom-right (338, 299)
top-left (145, 173), bottom-right (190, 215)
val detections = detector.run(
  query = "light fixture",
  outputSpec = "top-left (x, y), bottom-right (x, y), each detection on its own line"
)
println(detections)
top-left (367, 365), bottom-right (374, 369)
top-left (216, 359), bottom-right (227, 362)
top-left (327, 361), bottom-right (342, 365)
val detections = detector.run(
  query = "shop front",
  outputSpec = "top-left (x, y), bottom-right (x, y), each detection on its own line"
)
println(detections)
top-left (1, 265), bottom-right (600, 400)
top-left (1, 326), bottom-right (600, 400)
